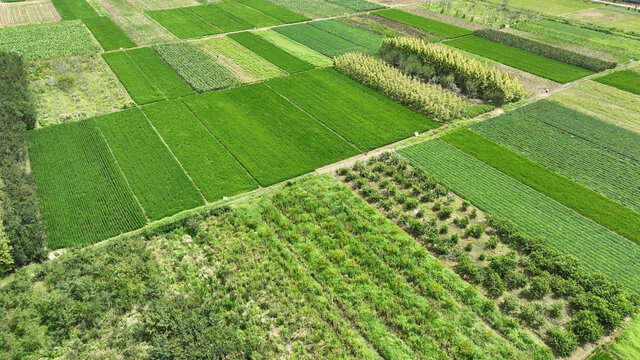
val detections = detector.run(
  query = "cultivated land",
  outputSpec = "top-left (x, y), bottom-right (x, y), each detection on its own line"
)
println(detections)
top-left (2, 0), bottom-right (640, 358)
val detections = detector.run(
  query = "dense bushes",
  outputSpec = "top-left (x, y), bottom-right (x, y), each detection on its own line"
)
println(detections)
top-left (474, 29), bottom-right (616, 72)
top-left (0, 52), bottom-right (46, 270)
top-left (379, 37), bottom-right (524, 104)
top-left (334, 52), bottom-right (468, 121)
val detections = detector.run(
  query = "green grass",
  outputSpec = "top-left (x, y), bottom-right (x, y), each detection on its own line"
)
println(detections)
top-left (183, 83), bottom-right (359, 186)
top-left (274, 23), bottom-right (372, 58)
top-left (0, 21), bottom-right (99, 60)
top-left (323, 0), bottom-right (382, 11)
top-left (51, 0), bottom-right (98, 20)
top-left (264, 0), bottom-right (353, 18)
top-left (444, 36), bottom-right (593, 83)
top-left (485, 0), bottom-right (597, 15)
top-left (595, 70), bottom-right (640, 96)
top-left (550, 81), bottom-right (640, 134)
top-left (373, 9), bottom-right (472, 38)
top-left (609, 315), bottom-right (640, 359)
top-left (255, 29), bottom-right (332, 67)
top-left (268, 68), bottom-right (438, 152)
top-left (399, 139), bottom-right (640, 293)
top-left (216, 1), bottom-right (283, 28)
top-left (27, 120), bottom-right (146, 249)
top-left (146, 8), bottom-right (221, 39)
top-left (96, 108), bottom-right (204, 220)
top-left (564, 6), bottom-right (640, 35)
top-left (102, 51), bottom-right (164, 105)
top-left (228, 31), bottom-right (313, 73)
top-left (126, 47), bottom-right (195, 99)
top-left (153, 42), bottom-right (238, 92)
top-left (309, 19), bottom-right (384, 51)
top-left (190, 4), bottom-right (251, 32)
top-left (443, 128), bottom-right (640, 245)
top-left (142, 99), bottom-right (257, 202)
top-left (83, 17), bottom-right (136, 51)
top-left (237, 0), bottom-right (310, 23)
top-left (472, 101), bottom-right (640, 214)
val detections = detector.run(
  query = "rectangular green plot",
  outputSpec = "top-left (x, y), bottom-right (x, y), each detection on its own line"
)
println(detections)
top-left (595, 70), bottom-right (640, 96)
top-left (373, 9), bottom-right (472, 38)
top-left (399, 139), bottom-right (640, 293)
top-left (142, 99), bottom-right (257, 201)
top-left (472, 102), bottom-right (640, 214)
top-left (216, 1), bottom-right (282, 28)
top-left (268, 68), bottom-right (437, 152)
top-left (442, 128), bottom-right (640, 245)
top-left (183, 83), bottom-right (359, 186)
top-left (51, 0), bottom-right (98, 20)
top-left (324, 0), bottom-right (382, 11)
top-left (228, 31), bottom-right (313, 73)
top-left (96, 108), bottom-right (204, 220)
top-left (445, 36), bottom-right (593, 83)
top-left (237, 0), bottom-right (309, 23)
top-left (255, 29), bottom-right (332, 67)
top-left (27, 120), bottom-right (146, 249)
top-left (102, 51), bottom-right (164, 105)
top-left (147, 8), bottom-right (221, 39)
top-left (274, 23), bottom-right (368, 57)
top-left (126, 47), bottom-right (194, 98)
top-left (191, 4), bottom-right (251, 32)
top-left (309, 19), bottom-right (383, 53)
top-left (83, 17), bottom-right (136, 51)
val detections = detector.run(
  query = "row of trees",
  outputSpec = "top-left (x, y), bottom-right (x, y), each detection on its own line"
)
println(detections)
top-left (379, 37), bottom-right (524, 104)
top-left (0, 52), bottom-right (46, 274)
top-left (334, 52), bottom-right (468, 121)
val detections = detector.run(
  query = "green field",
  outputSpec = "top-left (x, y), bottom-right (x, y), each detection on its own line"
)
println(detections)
top-left (96, 109), bottom-right (204, 220)
top-left (373, 9), bottom-right (472, 38)
top-left (445, 36), bottom-right (593, 83)
top-left (142, 100), bottom-right (257, 201)
top-left (216, 1), bottom-right (282, 28)
top-left (147, 8), bottom-right (221, 39)
top-left (564, 6), bottom-right (640, 35)
top-left (26, 120), bottom-right (146, 249)
top-left (51, 0), bottom-right (98, 19)
top-left (228, 31), bottom-right (313, 73)
top-left (268, 68), bottom-right (437, 151)
top-left (126, 47), bottom-right (194, 98)
top-left (309, 19), bottom-right (384, 50)
top-left (82, 17), bottom-right (136, 51)
top-left (485, 0), bottom-right (597, 15)
top-left (595, 70), bottom-right (640, 96)
top-left (190, 4), bottom-right (250, 32)
top-left (323, 0), bottom-right (382, 11)
top-left (265, 0), bottom-right (353, 18)
top-left (237, 0), bottom-right (310, 23)
top-left (472, 101), bottom-right (640, 214)
top-left (255, 29), bottom-right (332, 67)
top-left (102, 51), bottom-right (165, 104)
top-left (609, 315), bottom-right (640, 359)
top-left (274, 23), bottom-right (373, 57)
top-left (443, 128), bottom-right (640, 245)
top-left (183, 83), bottom-right (359, 186)
top-left (153, 42), bottom-right (238, 92)
top-left (399, 140), bottom-right (640, 293)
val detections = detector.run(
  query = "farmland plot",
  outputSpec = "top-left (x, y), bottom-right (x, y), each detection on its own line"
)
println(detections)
top-left (323, 0), bottom-right (382, 11)
top-left (102, 51), bottom-right (164, 104)
top-left (274, 23), bottom-right (374, 57)
top-left (255, 29), bottom-right (332, 67)
top-left (472, 102), bottom-right (640, 214)
top-left (96, 108), bottom-right (204, 220)
top-left (264, 0), bottom-right (352, 18)
top-left (142, 99), bottom-right (257, 201)
top-left (83, 16), bottom-right (136, 51)
top-left (595, 70), bottom-right (640, 96)
top-left (51, 0), bottom-right (98, 19)
top-left (373, 9), bottom-right (472, 38)
top-left (110, 12), bottom-right (178, 45)
top-left (399, 140), bottom-right (640, 293)
top-left (0, 0), bottom-right (60, 28)
top-left (27, 120), bottom-right (146, 249)
top-left (191, 4), bottom-right (251, 32)
top-left (268, 68), bottom-right (437, 151)
top-left (444, 36), bottom-right (593, 83)
top-left (146, 7), bottom-right (221, 39)
top-left (309, 19), bottom-right (384, 51)
top-left (236, 0), bottom-right (309, 23)
top-left (228, 31), bottom-right (313, 74)
top-left (563, 6), bottom-right (640, 35)
top-left (215, 1), bottom-right (282, 28)
top-left (183, 83), bottom-right (359, 186)
top-left (126, 47), bottom-right (194, 98)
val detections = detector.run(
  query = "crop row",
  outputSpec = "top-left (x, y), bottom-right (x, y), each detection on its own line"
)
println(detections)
top-left (323, 0), bottom-right (382, 11)
top-left (254, 29), bottom-right (333, 67)
top-left (229, 31), bottom-right (313, 74)
top-left (373, 9), bottom-right (473, 38)
top-left (595, 70), bottom-right (640, 96)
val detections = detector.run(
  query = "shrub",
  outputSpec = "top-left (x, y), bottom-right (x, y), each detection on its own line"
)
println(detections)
top-left (453, 216), bottom-right (469, 228)
top-left (485, 235), bottom-right (499, 250)
top-left (483, 269), bottom-right (506, 298)
top-left (526, 275), bottom-right (551, 299)
top-left (569, 310), bottom-right (604, 343)
top-left (519, 303), bottom-right (545, 328)
top-left (501, 295), bottom-right (518, 313)
top-left (439, 224), bottom-right (449, 234)
top-left (465, 224), bottom-right (485, 239)
top-left (547, 302), bottom-right (564, 318)
top-left (432, 201), bottom-right (442, 211)
top-left (469, 208), bottom-right (477, 219)
top-left (450, 233), bottom-right (460, 245)
top-left (438, 206), bottom-right (453, 219)
top-left (460, 200), bottom-right (470, 211)
top-left (404, 198), bottom-right (419, 210)
top-left (464, 242), bottom-right (473, 252)
top-left (545, 327), bottom-right (578, 357)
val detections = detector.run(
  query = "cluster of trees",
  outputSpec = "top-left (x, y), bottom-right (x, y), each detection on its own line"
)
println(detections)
top-left (379, 37), bottom-right (524, 104)
top-left (334, 52), bottom-right (468, 121)
top-left (474, 29), bottom-right (616, 71)
top-left (0, 52), bottom-right (46, 274)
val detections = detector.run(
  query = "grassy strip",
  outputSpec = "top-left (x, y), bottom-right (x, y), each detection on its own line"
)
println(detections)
top-left (191, 4), bottom-right (251, 32)
top-left (443, 128), bottom-right (640, 245)
top-left (255, 29), bottom-right (332, 67)
top-left (102, 51), bottom-right (164, 105)
top-left (216, 1), bottom-right (282, 28)
top-left (146, 8), bottom-right (221, 39)
top-left (472, 102), bottom-right (640, 213)
top-left (153, 42), bottom-right (238, 92)
top-left (228, 31), bottom-right (313, 73)
top-left (236, 0), bottom-right (309, 23)
top-left (126, 47), bottom-right (194, 98)
top-left (373, 9), bottom-right (472, 38)
top-left (444, 36), bottom-right (593, 83)
top-left (309, 19), bottom-right (384, 52)
top-left (467, 104), bottom-right (494, 118)
top-left (50, 0), bottom-right (97, 20)
top-left (609, 315), bottom-right (640, 359)
top-left (142, 99), bottom-right (257, 202)
top-left (268, 68), bottom-right (437, 152)
top-left (183, 83), bottom-right (359, 186)
top-left (595, 70), bottom-right (640, 96)
top-left (323, 0), bottom-right (382, 11)
top-left (274, 23), bottom-right (369, 57)
top-left (399, 140), bottom-right (640, 293)
top-left (96, 108), bottom-right (203, 220)
top-left (27, 120), bottom-right (146, 249)
top-left (83, 17), bottom-right (135, 51)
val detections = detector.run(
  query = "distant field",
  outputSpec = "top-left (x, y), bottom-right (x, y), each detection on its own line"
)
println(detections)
top-left (414, 0), bottom-right (538, 27)
top-left (191, 4), bottom-right (250, 32)
top-left (102, 51), bottom-right (165, 104)
top-left (111, 12), bottom-right (178, 46)
top-left (229, 31), bottom-right (313, 73)
top-left (594, 70), bottom-right (640, 96)
top-left (310, 19), bottom-right (384, 51)
top-left (255, 29), bottom-right (332, 67)
top-left (264, 0), bottom-right (353, 18)
top-left (373, 9), bottom-right (472, 38)
top-left (183, 83), bottom-right (359, 186)
top-left (550, 81), bottom-right (640, 133)
top-left (399, 139), bottom-right (640, 293)
top-left (51, 0), bottom-right (98, 19)
top-left (27, 120), bottom-right (147, 249)
top-left (564, 6), bottom-right (640, 34)
top-left (237, 0), bottom-right (309, 23)
top-left (268, 68), bottom-right (437, 152)
top-left (445, 36), bottom-right (593, 83)
top-left (0, 0), bottom-right (60, 28)
top-left (147, 7), bottom-right (221, 39)
top-left (485, 0), bottom-right (597, 15)
top-left (83, 17), bottom-right (136, 51)
top-left (96, 109), bottom-right (204, 220)
top-left (324, 0), bottom-right (382, 11)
